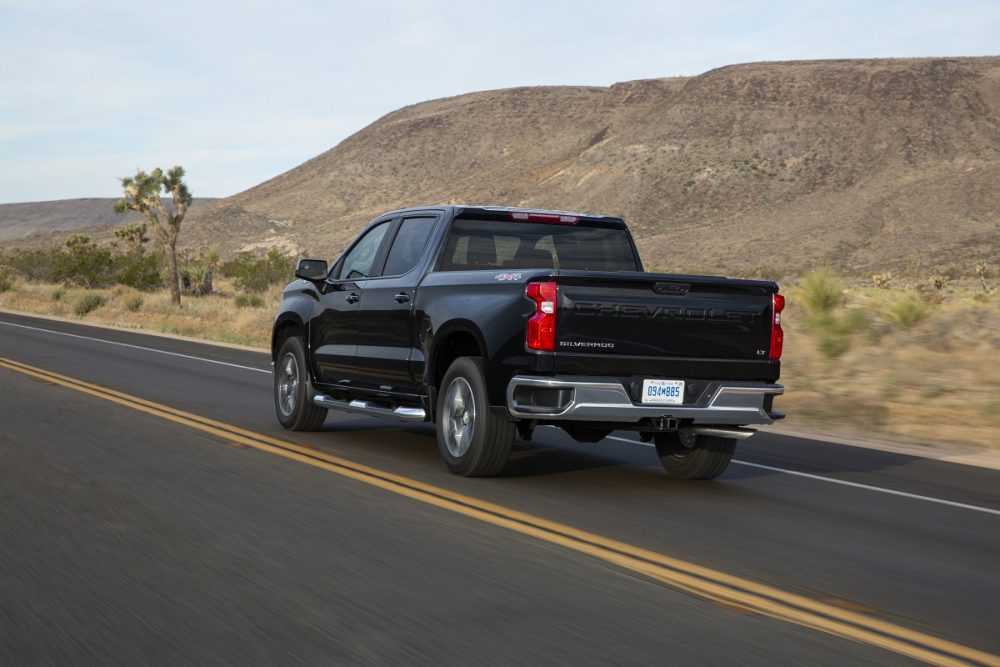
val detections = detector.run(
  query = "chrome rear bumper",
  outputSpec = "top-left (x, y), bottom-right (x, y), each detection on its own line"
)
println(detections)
top-left (506, 376), bottom-right (783, 425)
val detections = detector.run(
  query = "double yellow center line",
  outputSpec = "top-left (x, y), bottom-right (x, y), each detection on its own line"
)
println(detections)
top-left (1, 354), bottom-right (996, 667)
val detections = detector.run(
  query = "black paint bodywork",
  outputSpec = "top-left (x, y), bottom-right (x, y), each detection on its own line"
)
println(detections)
top-left (272, 205), bottom-right (781, 421)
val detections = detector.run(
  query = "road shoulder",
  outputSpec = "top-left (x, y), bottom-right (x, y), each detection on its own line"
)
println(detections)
top-left (767, 423), bottom-right (1000, 471)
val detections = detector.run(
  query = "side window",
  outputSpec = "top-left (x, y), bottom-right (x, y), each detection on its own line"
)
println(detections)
top-left (382, 217), bottom-right (437, 276)
top-left (337, 222), bottom-right (391, 280)
top-left (441, 227), bottom-right (500, 269)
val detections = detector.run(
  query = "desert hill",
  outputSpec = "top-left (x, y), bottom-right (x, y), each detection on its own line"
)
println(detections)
top-left (9, 57), bottom-right (1000, 276)
top-left (0, 198), bottom-right (217, 246)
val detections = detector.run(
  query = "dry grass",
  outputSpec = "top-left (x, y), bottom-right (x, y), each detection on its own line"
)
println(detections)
top-left (1, 274), bottom-right (997, 451)
top-left (779, 278), bottom-right (1000, 449)
top-left (0, 278), bottom-right (280, 348)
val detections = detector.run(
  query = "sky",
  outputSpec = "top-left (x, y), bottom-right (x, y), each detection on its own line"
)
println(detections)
top-left (1, 0), bottom-right (998, 204)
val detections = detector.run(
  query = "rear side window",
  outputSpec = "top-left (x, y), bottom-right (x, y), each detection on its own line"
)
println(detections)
top-left (383, 216), bottom-right (436, 276)
top-left (439, 218), bottom-right (638, 272)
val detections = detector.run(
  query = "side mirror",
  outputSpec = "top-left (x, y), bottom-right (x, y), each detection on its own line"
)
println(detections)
top-left (295, 258), bottom-right (328, 281)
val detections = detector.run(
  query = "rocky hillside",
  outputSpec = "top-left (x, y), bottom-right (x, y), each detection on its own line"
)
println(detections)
top-left (12, 58), bottom-right (1000, 276)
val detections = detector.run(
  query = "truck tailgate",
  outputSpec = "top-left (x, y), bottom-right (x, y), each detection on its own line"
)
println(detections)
top-left (554, 272), bottom-right (776, 377)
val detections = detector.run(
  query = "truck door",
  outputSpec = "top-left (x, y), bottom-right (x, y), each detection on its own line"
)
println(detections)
top-left (353, 215), bottom-right (438, 394)
top-left (311, 219), bottom-right (393, 386)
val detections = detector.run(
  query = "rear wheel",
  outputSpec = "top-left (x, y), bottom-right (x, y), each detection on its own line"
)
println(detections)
top-left (437, 357), bottom-right (514, 477)
top-left (274, 337), bottom-right (327, 431)
top-left (654, 431), bottom-right (736, 480)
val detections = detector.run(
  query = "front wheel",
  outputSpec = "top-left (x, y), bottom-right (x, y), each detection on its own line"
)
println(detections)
top-left (436, 357), bottom-right (514, 477)
top-left (654, 431), bottom-right (736, 480)
top-left (274, 337), bottom-right (327, 431)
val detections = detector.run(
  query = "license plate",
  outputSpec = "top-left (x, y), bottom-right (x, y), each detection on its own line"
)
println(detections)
top-left (641, 379), bottom-right (685, 405)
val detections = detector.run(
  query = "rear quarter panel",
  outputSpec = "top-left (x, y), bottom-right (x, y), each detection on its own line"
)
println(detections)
top-left (414, 269), bottom-right (553, 407)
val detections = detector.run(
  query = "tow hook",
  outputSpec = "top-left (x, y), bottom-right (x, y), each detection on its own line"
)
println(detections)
top-left (653, 417), bottom-right (679, 431)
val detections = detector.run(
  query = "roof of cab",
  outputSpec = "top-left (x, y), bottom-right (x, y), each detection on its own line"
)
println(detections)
top-left (375, 204), bottom-right (624, 223)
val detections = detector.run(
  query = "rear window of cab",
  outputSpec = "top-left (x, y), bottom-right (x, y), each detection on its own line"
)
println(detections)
top-left (439, 218), bottom-right (638, 272)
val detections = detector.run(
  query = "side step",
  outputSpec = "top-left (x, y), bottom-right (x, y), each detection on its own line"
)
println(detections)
top-left (312, 394), bottom-right (427, 422)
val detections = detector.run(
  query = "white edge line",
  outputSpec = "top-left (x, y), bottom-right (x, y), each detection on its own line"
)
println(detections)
top-left (728, 460), bottom-right (1000, 517)
top-left (608, 435), bottom-right (1000, 517)
top-left (0, 320), bottom-right (271, 375)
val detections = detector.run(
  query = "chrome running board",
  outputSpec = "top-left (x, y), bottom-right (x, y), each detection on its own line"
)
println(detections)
top-left (312, 394), bottom-right (427, 422)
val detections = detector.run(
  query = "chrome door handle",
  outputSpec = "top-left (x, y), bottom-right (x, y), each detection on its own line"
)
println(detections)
top-left (394, 293), bottom-right (410, 303)
top-left (345, 293), bottom-right (360, 304)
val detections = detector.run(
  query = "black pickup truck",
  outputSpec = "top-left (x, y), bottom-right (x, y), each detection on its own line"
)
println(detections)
top-left (272, 205), bottom-right (784, 479)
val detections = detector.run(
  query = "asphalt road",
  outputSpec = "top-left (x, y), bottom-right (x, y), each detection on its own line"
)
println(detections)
top-left (1, 311), bottom-right (998, 665)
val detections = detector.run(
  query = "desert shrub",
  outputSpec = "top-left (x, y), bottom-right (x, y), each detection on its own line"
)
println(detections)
top-left (234, 293), bottom-right (265, 309)
top-left (884, 292), bottom-right (928, 328)
top-left (872, 272), bottom-right (893, 289)
top-left (3, 248), bottom-right (56, 282)
top-left (180, 263), bottom-right (211, 296)
top-left (179, 249), bottom-right (220, 296)
top-left (73, 293), bottom-right (106, 316)
top-left (125, 295), bottom-right (144, 312)
top-left (799, 268), bottom-right (845, 314)
top-left (223, 249), bottom-right (295, 293)
top-left (805, 313), bottom-right (849, 358)
top-left (802, 302), bottom-right (865, 354)
top-left (114, 222), bottom-right (149, 252)
top-left (928, 274), bottom-right (949, 290)
top-left (0, 266), bottom-right (14, 292)
top-left (842, 308), bottom-right (870, 332)
top-left (221, 253), bottom-right (249, 278)
top-left (52, 236), bottom-right (115, 288)
top-left (51, 287), bottom-right (65, 301)
top-left (804, 309), bottom-right (869, 359)
top-left (116, 252), bottom-right (163, 291)
top-left (976, 260), bottom-right (991, 292)
top-left (817, 332), bottom-right (850, 358)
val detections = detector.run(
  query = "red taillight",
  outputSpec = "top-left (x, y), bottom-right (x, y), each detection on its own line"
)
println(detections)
top-left (509, 211), bottom-right (579, 224)
top-left (526, 281), bottom-right (558, 351)
top-left (769, 293), bottom-right (785, 361)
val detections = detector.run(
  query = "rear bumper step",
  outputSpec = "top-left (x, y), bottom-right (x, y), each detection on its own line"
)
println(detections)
top-left (683, 426), bottom-right (757, 440)
top-left (506, 376), bottom-right (783, 426)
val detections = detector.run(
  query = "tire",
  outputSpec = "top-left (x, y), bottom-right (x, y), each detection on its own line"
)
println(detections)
top-left (274, 336), bottom-right (328, 431)
top-left (436, 357), bottom-right (515, 477)
top-left (654, 431), bottom-right (736, 480)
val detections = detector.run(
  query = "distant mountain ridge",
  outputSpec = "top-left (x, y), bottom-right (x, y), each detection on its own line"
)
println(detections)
top-left (0, 198), bottom-right (217, 245)
top-left (6, 57), bottom-right (1000, 276)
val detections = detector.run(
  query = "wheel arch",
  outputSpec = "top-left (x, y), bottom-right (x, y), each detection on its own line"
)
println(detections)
top-left (272, 313), bottom-right (306, 363)
top-left (427, 320), bottom-right (488, 398)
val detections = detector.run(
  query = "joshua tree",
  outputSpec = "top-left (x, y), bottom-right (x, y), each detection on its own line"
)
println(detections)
top-left (114, 166), bottom-right (192, 305)
top-left (114, 222), bottom-right (149, 254)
